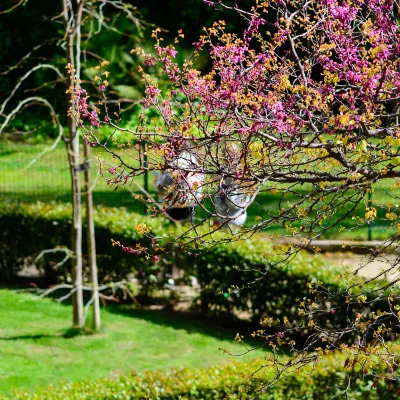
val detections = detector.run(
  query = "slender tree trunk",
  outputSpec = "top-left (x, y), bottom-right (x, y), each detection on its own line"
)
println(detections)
top-left (83, 140), bottom-right (101, 330)
top-left (63, 0), bottom-right (85, 329)
top-left (67, 132), bottom-right (84, 328)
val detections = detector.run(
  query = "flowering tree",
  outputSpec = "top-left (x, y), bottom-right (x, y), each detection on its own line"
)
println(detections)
top-left (74, 0), bottom-right (400, 394)
top-left (80, 0), bottom-right (400, 240)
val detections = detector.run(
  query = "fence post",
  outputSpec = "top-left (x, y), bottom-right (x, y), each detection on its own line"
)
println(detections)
top-left (142, 140), bottom-right (149, 213)
top-left (368, 189), bottom-right (372, 241)
top-left (143, 140), bottom-right (149, 192)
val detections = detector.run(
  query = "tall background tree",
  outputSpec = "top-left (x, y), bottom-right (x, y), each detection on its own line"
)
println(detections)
top-left (0, 0), bottom-right (146, 330)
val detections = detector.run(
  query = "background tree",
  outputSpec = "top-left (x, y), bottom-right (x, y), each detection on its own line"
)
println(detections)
top-left (0, 0), bottom-right (144, 330)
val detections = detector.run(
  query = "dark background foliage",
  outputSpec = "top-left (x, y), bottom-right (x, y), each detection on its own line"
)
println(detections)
top-left (0, 0), bottom-right (253, 139)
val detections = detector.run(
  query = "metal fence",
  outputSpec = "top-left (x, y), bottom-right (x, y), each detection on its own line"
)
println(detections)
top-left (0, 141), bottom-right (141, 209)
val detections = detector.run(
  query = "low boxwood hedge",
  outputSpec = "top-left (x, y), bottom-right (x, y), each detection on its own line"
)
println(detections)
top-left (0, 200), bottom-right (170, 288)
top-left (3, 351), bottom-right (399, 400)
top-left (0, 200), bottom-right (391, 330)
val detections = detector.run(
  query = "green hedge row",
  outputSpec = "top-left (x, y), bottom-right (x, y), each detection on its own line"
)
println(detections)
top-left (189, 239), bottom-right (348, 322)
top-left (186, 238), bottom-right (398, 340)
top-left (0, 201), bottom-right (170, 291)
top-left (3, 352), bottom-right (398, 400)
top-left (0, 200), bottom-right (389, 329)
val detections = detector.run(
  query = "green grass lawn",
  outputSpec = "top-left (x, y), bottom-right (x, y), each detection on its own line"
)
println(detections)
top-left (0, 141), bottom-right (146, 209)
top-left (0, 289), bottom-right (259, 396)
top-left (1, 141), bottom-right (399, 240)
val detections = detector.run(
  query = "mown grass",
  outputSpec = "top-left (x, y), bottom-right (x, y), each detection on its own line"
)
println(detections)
top-left (0, 289), bottom-right (260, 396)
top-left (0, 141), bottom-right (146, 209)
top-left (1, 141), bottom-right (399, 240)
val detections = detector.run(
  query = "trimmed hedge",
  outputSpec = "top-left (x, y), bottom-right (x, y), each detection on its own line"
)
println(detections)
top-left (0, 200), bottom-right (391, 330)
top-left (185, 238), bottom-right (399, 341)
top-left (189, 239), bottom-right (347, 320)
top-left (0, 201), bottom-right (171, 290)
top-left (3, 351), bottom-right (399, 399)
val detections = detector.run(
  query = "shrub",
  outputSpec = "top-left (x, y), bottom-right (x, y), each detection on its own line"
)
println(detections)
top-left (186, 239), bottom-right (345, 320)
top-left (0, 200), bottom-right (171, 290)
top-left (0, 200), bottom-right (393, 331)
top-left (182, 237), bottom-right (400, 340)
top-left (3, 351), bottom-right (399, 400)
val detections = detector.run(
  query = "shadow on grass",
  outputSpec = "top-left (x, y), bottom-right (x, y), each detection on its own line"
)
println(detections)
top-left (0, 149), bottom-right (18, 157)
top-left (0, 327), bottom-right (87, 341)
top-left (104, 304), bottom-right (262, 346)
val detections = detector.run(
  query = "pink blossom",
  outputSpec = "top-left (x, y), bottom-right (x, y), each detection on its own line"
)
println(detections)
top-left (145, 86), bottom-right (160, 98)
top-left (89, 111), bottom-right (101, 127)
top-left (121, 245), bottom-right (141, 255)
top-left (144, 55), bottom-right (156, 66)
top-left (329, 4), bottom-right (357, 24)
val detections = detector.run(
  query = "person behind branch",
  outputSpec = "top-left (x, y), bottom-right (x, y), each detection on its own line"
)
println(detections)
top-left (155, 149), bottom-right (204, 223)
top-left (215, 176), bottom-right (252, 226)
top-left (214, 143), bottom-right (252, 227)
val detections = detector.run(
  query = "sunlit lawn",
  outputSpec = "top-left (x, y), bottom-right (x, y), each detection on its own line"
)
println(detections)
top-left (0, 141), bottom-right (147, 209)
top-left (0, 289), bottom-right (260, 396)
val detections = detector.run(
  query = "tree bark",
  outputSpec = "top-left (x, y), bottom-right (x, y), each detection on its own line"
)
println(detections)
top-left (67, 130), bottom-right (84, 328)
top-left (63, 0), bottom-right (85, 329)
top-left (83, 140), bottom-right (101, 330)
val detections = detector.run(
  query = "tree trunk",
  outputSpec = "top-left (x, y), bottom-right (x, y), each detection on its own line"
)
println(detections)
top-left (67, 133), bottom-right (84, 329)
top-left (63, 0), bottom-right (85, 329)
top-left (83, 140), bottom-right (101, 330)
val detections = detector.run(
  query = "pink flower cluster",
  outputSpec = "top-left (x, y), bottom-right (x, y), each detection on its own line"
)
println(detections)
top-left (144, 86), bottom-right (161, 108)
top-left (121, 245), bottom-right (142, 255)
top-left (329, 3), bottom-right (358, 24)
top-left (75, 88), bottom-right (101, 128)
top-left (210, 45), bottom-right (248, 64)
